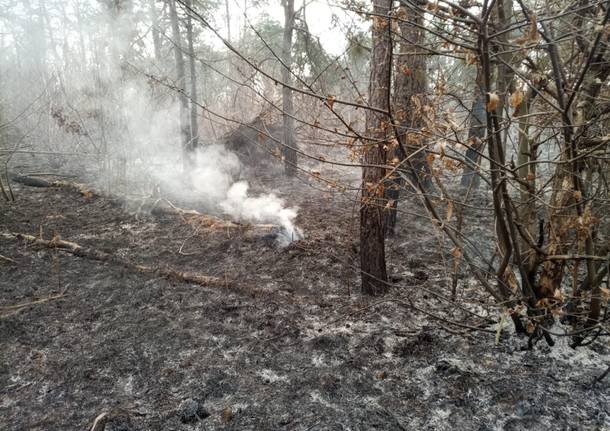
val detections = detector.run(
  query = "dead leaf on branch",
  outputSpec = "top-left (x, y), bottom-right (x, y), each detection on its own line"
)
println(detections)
top-left (509, 90), bottom-right (524, 109)
top-left (503, 266), bottom-right (519, 292)
top-left (372, 16), bottom-right (388, 32)
top-left (395, 6), bottom-right (407, 20)
top-left (465, 52), bottom-right (478, 65)
top-left (486, 92), bottom-right (500, 112)
top-left (446, 200), bottom-right (453, 222)
top-left (514, 14), bottom-right (539, 45)
top-left (443, 159), bottom-right (459, 172)
top-left (601, 287), bottom-right (610, 303)
top-left (400, 65), bottom-right (412, 76)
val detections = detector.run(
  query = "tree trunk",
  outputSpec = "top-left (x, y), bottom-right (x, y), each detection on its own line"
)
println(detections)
top-left (225, 0), bottom-right (231, 42)
top-left (515, 87), bottom-right (538, 281)
top-left (281, 0), bottom-right (297, 177)
top-left (385, 2), bottom-right (428, 236)
top-left (169, 0), bottom-right (192, 169)
top-left (185, 0), bottom-right (199, 151)
top-left (74, 1), bottom-right (89, 70)
top-left (21, 0), bottom-right (47, 76)
top-left (461, 0), bottom-right (515, 190)
top-left (460, 72), bottom-right (486, 189)
top-left (149, 0), bottom-right (162, 61)
top-left (361, 0), bottom-right (391, 295)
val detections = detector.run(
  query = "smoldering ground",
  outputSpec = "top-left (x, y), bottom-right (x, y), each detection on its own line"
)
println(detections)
top-left (1, 177), bottom-right (609, 430)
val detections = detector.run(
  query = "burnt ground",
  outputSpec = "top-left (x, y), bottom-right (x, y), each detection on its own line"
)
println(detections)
top-left (1, 174), bottom-right (610, 431)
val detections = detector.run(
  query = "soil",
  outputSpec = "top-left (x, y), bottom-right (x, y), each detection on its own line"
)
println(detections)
top-left (1, 173), bottom-right (609, 431)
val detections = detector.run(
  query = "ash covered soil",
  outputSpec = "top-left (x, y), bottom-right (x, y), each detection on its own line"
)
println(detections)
top-left (1, 175), bottom-right (609, 431)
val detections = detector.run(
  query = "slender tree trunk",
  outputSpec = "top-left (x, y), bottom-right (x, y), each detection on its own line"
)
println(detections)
top-left (385, 1), bottom-right (428, 236)
top-left (516, 87), bottom-right (538, 280)
top-left (225, 0), bottom-right (231, 42)
top-left (21, 0), bottom-right (47, 76)
top-left (460, 71), bottom-right (486, 189)
top-left (461, 0), bottom-right (514, 190)
top-left (74, 1), bottom-right (88, 70)
top-left (540, 57), bottom-right (610, 302)
top-left (169, 0), bottom-right (192, 169)
top-left (281, 0), bottom-right (297, 176)
top-left (361, 0), bottom-right (391, 295)
top-left (149, 0), bottom-right (162, 61)
top-left (185, 0), bottom-right (199, 150)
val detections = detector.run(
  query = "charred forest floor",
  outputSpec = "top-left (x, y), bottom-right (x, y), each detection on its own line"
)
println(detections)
top-left (1, 172), bottom-right (610, 431)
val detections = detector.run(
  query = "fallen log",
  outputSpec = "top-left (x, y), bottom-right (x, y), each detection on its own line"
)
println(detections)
top-left (9, 174), bottom-right (98, 198)
top-left (8, 176), bottom-right (276, 233)
top-left (155, 200), bottom-right (279, 237)
top-left (1, 232), bottom-right (227, 288)
top-left (1, 292), bottom-right (67, 319)
top-left (159, 200), bottom-right (273, 228)
top-left (0, 253), bottom-right (16, 264)
top-left (9, 174), bottom-right (54, 188)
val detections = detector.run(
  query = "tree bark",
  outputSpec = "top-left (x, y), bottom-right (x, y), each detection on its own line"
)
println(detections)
top-left (281, 0), bottom-right (297, 176)
top-left (185, 0), bottom-right (199, 151)
top-left (460, 71), bottom-right (486, 189)
top-left (461, 0), bottom-right (515, 190)
top-left (361, 0), bottom-right (391, 295)
top-left (149, 0), bottom-right (162, 61)
top-left (385, 1), bottom-right (428, 236)
top-left (168, 0), bottom-right (192, 169)
top-left (225, 0), bottom-right (231, 42)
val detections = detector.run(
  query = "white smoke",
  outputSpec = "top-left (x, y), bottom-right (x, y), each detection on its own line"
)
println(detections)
top-left (220, 181), bottom-right (303, 246)
top-left (146, 145), bottom-right (303, 246)
top-left (0, 2), bottom-right (304, 245)
top-left (140, 140), bottom-right (303, 246)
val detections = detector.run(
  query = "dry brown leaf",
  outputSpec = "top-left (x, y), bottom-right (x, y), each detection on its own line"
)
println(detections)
top-left (553, 289), bottom-right (564, 302)
top-left (446, 200), bottom-right (453, 222)
top-left (400, 65), bottom-right (412, 76)
top-left (509, 90), bottom-right (524, 109)
top-left (326, 95), bottom-right (336, 110)
top-left (396, 7), bottom-right (407, 20)
top-left (504, 266), bottom-right (519, 292)
top-left (221, 407), bottom-right (233, 423)
top-left (486, 92), bottom-right (500, 112)
top-left (465, 52), bottom-right (478, 65)
top-left (601, 287), bottom-right (610, 302)
top-left (514, 14), bottom-right (539, 45)
top-left (527, 14), bottom-right (539, 42)
top-left (372, 16), bottom-right (387, 32)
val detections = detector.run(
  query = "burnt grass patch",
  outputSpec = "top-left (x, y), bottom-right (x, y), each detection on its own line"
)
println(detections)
top-left (1, 179), bottom-right (609, 430)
